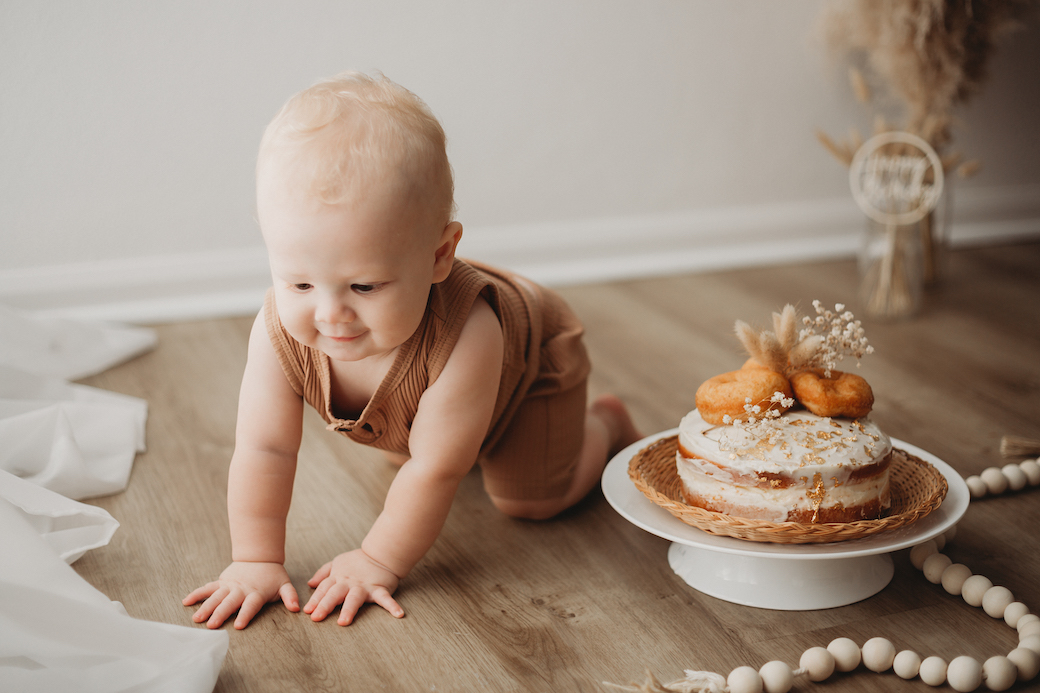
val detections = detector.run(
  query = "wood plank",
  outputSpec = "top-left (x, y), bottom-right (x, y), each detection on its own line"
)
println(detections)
top-left (73, 240), bottom-right (1040, 692)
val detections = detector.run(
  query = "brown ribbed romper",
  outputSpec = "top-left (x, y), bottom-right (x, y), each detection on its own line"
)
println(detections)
top-left (264, 258), bottom-right (591, 500)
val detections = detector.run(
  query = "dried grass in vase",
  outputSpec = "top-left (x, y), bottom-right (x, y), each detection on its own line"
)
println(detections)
top-left (816, 0), bottom-right (1031, 305)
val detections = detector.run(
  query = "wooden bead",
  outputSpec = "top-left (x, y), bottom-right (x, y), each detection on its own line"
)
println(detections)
top-left (982, 656), bottom-right (1017, 691)
top-left (983, 586), bottom-right (1015, 618)
top-left (758, 661), bottom-right (793, 693)
top-left (942, 564), bottom-right (973, 595)
top-left (962, 575), bottom-right (994, 607)
top-left (862, 637), bottom-right (896, 673)
top-left (910, 540), bottom-right (938, 570)
top-left (981, 467), bottom-right (1008, 495)
top-left (1007, 647), bottom-right (1040, 681)
top-left (726, 666), bottom-right (762, 693)
top-left (1019, 620), bottom-right (1040, 639)
top-left (826, 637), bottom-right (861, 672)
top-left (1003, 602), bottom-right (1029, 628)
top-left (966, 475), bottom-right (987, 498)
top-left (947, 655), bottom-right (982, 692)
top-left (923, 553), bottom-right (952, 584)
top-left (933, 533), bottom-right (947, 551)
top-left (893, 650), bottom-right (921, 679)
top-left (1001, 464), bottom-right (1027, 491)
top-left (1020, 459), bottom-right (1040, 486)
top-left (1019, 635), bottom-right (1040, 655)
top-left (1017, 614), bottom-right (1040, 633)
top-left (799, 646), bottom-right (835, 682)
top-left (920, 656), bottom-right (948, 686)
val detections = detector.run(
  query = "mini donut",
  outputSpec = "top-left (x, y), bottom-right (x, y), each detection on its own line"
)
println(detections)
top-left (695, 369), bottom-right (793, 425)
top-left (789, 369), bottom-right (874, 419)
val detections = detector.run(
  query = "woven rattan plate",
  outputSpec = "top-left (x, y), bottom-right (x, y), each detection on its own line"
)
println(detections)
top-left (628, 435), bottom-right (948, 544)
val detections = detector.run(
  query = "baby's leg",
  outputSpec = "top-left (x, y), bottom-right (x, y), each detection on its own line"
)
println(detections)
top-left (490, 394), bottom-right (640, 520)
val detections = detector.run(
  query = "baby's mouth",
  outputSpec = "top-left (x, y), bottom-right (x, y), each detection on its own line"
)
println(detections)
top-left (325, 332), bottom-right (363, 343)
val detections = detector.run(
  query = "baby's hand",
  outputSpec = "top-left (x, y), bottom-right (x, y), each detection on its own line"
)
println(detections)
top-left (182, 561), bottom-right (299, 630)
top-left (304, 549), bottom-right (404, 625)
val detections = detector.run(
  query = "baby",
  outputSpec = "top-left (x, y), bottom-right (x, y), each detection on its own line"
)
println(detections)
top-left (183, 72), bottom-right (640, 629)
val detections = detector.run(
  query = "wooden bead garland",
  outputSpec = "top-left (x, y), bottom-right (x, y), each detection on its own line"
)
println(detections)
top-left (965, 458), bottom-right (1040, 499)
top-left (606, 459), bottom-right (1040, 693)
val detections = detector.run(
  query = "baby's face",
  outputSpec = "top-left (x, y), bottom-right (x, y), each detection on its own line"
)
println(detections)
top-left (259, 172), bottom-right (446, 363)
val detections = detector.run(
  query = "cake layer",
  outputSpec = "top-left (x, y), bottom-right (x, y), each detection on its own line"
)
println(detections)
top-left (676, 452), bottom-right (892, 522)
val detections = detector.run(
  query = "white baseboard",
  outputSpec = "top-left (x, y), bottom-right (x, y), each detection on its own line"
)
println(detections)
top-left (2, 185), bottom-right (1037, 324)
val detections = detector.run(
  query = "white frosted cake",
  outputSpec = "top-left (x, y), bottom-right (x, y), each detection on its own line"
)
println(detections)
top-left (676, 409), bottom-right (892, 523)
top-left (676, 301), bottom-right (892, 524)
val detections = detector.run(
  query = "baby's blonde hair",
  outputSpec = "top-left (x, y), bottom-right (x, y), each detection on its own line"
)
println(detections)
top-left (258, 72), bottom-right (455, 223)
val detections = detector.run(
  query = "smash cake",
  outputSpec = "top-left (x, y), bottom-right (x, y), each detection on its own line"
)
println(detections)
top-left (677, 301), bottom-right (894, 524)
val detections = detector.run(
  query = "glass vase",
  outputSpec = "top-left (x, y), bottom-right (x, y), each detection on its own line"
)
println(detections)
top-left (920, 180), bottom-right (952, 286)
top-left (858, 220), bottom-right (924, 320)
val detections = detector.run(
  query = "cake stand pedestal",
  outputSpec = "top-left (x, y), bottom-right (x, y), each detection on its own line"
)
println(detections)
top-left (602, 430), bottom-right (970, 611)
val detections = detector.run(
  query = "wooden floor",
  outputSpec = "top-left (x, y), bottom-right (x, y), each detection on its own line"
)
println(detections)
top-left (75, 240), bottom-right (1040, 692)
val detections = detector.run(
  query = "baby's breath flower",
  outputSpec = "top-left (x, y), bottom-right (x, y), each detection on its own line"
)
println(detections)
top-left (796, 301), bottom-right (872, 376)
top-left (718, 391), bottom-right (794, 455)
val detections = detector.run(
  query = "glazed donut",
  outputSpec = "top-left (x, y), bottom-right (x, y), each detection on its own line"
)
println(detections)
top-left (695, 369), bottom-right (793, 425)
top-left (789, 369), bottom-right (874, 419)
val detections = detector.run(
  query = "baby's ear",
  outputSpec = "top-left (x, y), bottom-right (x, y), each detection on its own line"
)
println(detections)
top-left (432, 221), bottom-right (463, 282)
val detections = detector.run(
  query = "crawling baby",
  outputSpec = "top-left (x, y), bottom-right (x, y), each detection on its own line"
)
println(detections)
top-left (183, 72), bottom-right (639, 629)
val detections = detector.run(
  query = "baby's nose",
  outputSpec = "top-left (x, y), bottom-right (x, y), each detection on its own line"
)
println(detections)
top-left (315, 295), bottom-right (355, 323)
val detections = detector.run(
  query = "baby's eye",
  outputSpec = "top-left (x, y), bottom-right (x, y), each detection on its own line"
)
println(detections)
top-left (291, 283), bottom-right (313, 292)
top-left (352, 283), bottom-right (383, 295)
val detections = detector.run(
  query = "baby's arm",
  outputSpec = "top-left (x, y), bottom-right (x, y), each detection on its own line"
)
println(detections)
top-left (305, 297), bottom-right (504, 625)
top-left (183, 310), bottom-right (304, 629)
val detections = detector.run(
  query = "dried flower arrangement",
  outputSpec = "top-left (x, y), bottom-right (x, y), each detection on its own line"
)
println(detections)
top-left (816, 0), bottom-right (1031, 316)
top-left (720, 301), bottom-right (873, 452)
top-left (817, 0), bottom-right (1029, 168)
top-left (735, 301), bottom-right (873, 378)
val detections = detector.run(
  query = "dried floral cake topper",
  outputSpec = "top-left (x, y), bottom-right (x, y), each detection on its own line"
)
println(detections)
top-left (735, 300), bottom-right (873, 378)
top-left (695, 302), bottom-right (875, 429)
top-left (714, 301), bottom-right (875, 453)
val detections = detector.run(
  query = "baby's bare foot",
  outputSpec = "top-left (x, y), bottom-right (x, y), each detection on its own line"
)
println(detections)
top-left (590, 394), bottom-right (642, 456)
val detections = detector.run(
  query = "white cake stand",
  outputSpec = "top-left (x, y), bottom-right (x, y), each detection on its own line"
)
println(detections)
top-left (602, 429), bottom-right (970, 611)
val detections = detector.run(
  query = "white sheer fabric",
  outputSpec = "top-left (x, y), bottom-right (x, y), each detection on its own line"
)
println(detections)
top-left (0, 308), bottom-right (228, 692)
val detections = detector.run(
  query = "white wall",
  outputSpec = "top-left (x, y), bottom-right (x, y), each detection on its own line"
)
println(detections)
top-left (2, 1), bottom-right (1038, 322)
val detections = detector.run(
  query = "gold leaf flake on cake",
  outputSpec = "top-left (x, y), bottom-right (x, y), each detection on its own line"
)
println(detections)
top-left (806, 473), bottom-right (827, 523)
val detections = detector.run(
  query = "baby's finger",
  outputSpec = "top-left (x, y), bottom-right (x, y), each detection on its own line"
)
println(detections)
top-left (192, 586), bottom-right (230, 623)
top-left (207, 589), bottom-right (245, 629)
top-left (307, 562), bottom-right (332, 588)
top-left (337, 588), bottom-right (368, 626)
top-left (371, 587), bottom-right (405, 619)
top-left (311, 582), bottom-right (349, 622)
top-left (303, 578), bottom-right (330, 614)
top-left (279, 581), bottom-right (301, 612)
top-left (233, 592), bottom-right (267, 630)
top-left (182, 581), bottom-right (219, 606)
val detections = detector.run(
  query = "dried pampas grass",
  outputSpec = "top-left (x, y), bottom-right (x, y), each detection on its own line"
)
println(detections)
top-left (818, 0), bottom-right (1030, 161)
